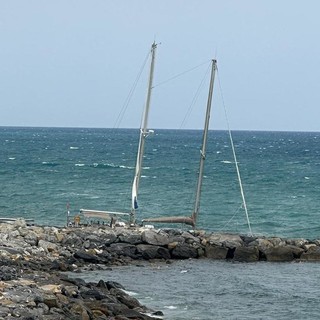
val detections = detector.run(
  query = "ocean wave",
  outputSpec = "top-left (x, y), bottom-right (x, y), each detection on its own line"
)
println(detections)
top-left (42, 162), bottom-right (59, 167)
top-left (89, 163), bottom-right (134, 169)
top-left (70, 146), bottom-right (79, 150)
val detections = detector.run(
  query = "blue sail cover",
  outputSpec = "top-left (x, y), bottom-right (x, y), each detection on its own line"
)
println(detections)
top-left (134, 197), bottom-right (138, 209)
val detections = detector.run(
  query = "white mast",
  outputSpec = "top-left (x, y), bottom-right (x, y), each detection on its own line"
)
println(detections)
top-left (192, 59), bottom-right (217, 225)
top-left (131, 42), bottom-right (157, 223)
top-left (142, 59), bottom-right (217, 227)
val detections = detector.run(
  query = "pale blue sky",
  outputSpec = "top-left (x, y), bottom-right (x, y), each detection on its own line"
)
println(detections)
top-left (1, 1), bottom-right (320, 131)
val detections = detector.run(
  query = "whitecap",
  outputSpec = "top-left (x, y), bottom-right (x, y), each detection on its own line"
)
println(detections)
top-left (75, 163), bottom-right (85, 167)
top-left (221, 160), bottom-right (232, 164)
top-left (70, 146), bottom-right (79, 150)
top-left (164, 306), bottom-right (177, 310)
top-left (124, 290), bottom-right (138, 296)
top-left (8, 157), bottom-right (15, 160)
top-left (119, 165), bottom-right (134, 169)
top-left (304, 177), bottom-right (310, 180)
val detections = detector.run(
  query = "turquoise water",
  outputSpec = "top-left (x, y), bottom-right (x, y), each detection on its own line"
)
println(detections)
top-left (0, 126), bottom-right (319, 239)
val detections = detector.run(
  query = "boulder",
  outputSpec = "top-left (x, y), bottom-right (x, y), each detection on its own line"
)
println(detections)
top-left (249, 238), bottom-right (273, 252)
top-left (181, 231), bottom-right (200, 244)
top-left (119, 232), bottom-right (142, 245)
top-left (206, 233), bottom-right (244, 249)
top-left (171, 243), bottom-right (198, 259)
top-left (136, 244), bottom-right (171, 260)
top-left (286, 238), bottom-right (308, 247)
top-left (233, 246), bottom-right (259, 262)
top-left (110, 288), bottom-right (142, 309)
top-left (300, 246), bottom-right (320, 261)
top-left (38, 240), bottom-right (58, 253)
top-left (74, 250), bottom-right (100, 263)
top-left (205, 245), bottom-right (228, 260)
top-left (43, 294), bottom-right (59, 308)
top-left (268, 237), bottom-right (286, 247)
top-left (141, 230), bottom-right (169, 246)
top-left (264, 246), bottom-right (295, 262)
top-left (109, 243), bottom-right (138, 258)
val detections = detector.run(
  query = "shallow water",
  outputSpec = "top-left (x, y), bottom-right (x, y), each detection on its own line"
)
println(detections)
top-left (74, 259), bottom-right (320, 319)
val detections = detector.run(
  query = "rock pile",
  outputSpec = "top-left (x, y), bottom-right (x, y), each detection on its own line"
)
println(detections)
top-left (0, 218), bottom-right (320, 318)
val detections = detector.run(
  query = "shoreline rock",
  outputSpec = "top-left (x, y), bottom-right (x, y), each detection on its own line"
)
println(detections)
top-left (0, 218), bottom-right (320, 318)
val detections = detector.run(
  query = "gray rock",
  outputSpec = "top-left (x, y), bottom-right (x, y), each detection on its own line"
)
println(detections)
top-left (136, 244), bottom-right (171, 260)
top-left (119, 233), bottom-right (142, 245)
top-left (205, 245), bottom-right (228, 259)
top-left (171, 243), bottom-right (198, 259)
top-left (38, 239), bottom-right (58, 252)
top-left (300, 246), bottom-right (320, 261)
top-left (110, 288), bottom-right (142, 309)
top-left (233, 246), bottom-right (259, 262)
top-left (207, 233), bottom-right (244, 249)
top-left (181, 231), bottom-right (200, 244)
top-left (142, 230), bottom-right (169, 246)
top-left (74, 250), bottom-right (100, 263)
top-left (264, 246), bottom-right (295, 262)
top-left (109, 243), bottom-right (138, 258)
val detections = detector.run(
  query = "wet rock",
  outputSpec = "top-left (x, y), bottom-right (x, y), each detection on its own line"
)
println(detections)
top-left (106, 281), bottom-right (126, 290)
top-left (110, 288), bottom-right (142, 309)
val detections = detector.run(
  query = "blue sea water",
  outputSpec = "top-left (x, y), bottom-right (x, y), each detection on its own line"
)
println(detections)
top-left (1, 126), bottom-right (320, 319)
top-left (1, 126), bottom-right (319, 239)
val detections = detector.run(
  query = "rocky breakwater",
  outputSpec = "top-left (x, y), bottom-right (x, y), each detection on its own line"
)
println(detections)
top-left (0, 219), bottom-right (163, 320)
top-left (0, 219), bottom-right (320, 319)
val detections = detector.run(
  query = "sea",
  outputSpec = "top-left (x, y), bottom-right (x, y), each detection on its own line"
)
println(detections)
top-left (1, 126), bottom-right (320, 319)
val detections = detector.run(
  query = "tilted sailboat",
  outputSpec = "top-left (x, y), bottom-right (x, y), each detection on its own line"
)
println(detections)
top-left (80, 42), bottom-right (158, 225)
top-left (142, 59), bottom-right (217, 228)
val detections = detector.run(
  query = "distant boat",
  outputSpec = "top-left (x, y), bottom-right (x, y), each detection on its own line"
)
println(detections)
top-left (142, 59), bottom-right (217, 228)
top-left (80, 42), bottom-right (158, 225)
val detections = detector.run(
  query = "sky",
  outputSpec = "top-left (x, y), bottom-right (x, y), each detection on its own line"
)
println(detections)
top-left (1, 1), bottom-right (320, 131)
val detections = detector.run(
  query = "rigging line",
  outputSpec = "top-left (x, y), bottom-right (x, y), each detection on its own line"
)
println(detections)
top-left (216, 67), bottom-right (253, 236)
top-left (113, 50), bottom-right (150, 129)
top-left (217, 204), bottom-right (242, 232)
top-left (153, 60), bottom-right (211, 88)
top-left (180, 62), bottom-right (211, 129)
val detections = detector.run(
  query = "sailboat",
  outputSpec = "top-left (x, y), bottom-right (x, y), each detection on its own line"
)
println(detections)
top-left (142, 59), bottom-right (217, 228)
top-left (80, 42), bottom-right (158, 225)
